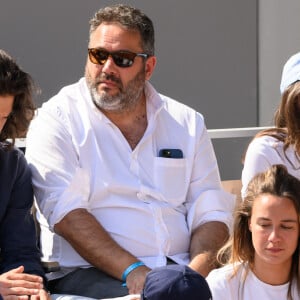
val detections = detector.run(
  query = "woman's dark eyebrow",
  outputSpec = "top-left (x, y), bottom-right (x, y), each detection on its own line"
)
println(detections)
top-left (257, 217), bottom-right (298, 223)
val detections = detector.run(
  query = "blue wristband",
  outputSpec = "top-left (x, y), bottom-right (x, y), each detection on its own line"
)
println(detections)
top-left (122, 261), bottom-right (145, 282)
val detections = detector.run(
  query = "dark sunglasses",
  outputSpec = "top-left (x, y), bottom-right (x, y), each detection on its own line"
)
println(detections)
top-left (88, 48), bottom-right (149, 68)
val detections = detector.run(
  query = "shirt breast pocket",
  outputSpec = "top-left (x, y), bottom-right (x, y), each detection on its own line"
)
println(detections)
top-left (153, 157), bottom-right (187, 205)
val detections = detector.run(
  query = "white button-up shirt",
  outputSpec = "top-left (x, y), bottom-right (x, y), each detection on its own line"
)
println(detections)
top-left (26, 78), bottom-right (234, 269)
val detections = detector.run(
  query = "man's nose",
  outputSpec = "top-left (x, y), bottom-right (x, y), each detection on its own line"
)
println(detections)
top-left (101, 55), bottom-right (117, 72)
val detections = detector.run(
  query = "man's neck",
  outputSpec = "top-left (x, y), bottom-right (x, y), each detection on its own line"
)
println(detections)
top-left (102, 95), bottom-right (148, 150)
top-left (251, 258), bottom-right (291, 285)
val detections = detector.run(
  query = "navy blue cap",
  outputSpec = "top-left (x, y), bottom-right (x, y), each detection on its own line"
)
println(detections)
top-left (141, 265), bottom-right (212, 300)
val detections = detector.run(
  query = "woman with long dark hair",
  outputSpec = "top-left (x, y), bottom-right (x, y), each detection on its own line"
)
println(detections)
top-left (0, 49), bottom-right (49, 300)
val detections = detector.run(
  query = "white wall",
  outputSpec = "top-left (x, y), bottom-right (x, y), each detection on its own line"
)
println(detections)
top-left (258, 0), bottom-right (300, 125)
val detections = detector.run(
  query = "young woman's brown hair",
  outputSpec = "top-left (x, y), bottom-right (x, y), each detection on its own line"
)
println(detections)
top-left (216, 164), bottom-right (300, 300)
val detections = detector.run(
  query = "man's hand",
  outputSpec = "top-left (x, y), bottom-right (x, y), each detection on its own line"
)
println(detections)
top-left (126, 265), bottom-right (150, 295)
top-left (0, 266), bottom-right (45, 300)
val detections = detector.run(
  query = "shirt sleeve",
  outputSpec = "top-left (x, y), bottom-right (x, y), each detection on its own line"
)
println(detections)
top-left (25, 104), bottom-right (90, 230)
top-left (185, 118), bottom-right (235, 232)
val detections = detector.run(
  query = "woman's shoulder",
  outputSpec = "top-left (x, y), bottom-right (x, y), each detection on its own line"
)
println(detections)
top-left (252, 128), bottom-right (286, 145)
top-left (252, 134), bottom-right (282, 145)
top-left (207, 263), bottom-right (244, 283)
top-left (247, 134), bottom-right (284, 155)
top-left (206, 263), bottom-right (246, 299)
top-left (0, 143), bottom-right (28, 170)
top-left (0, 142), bottom-right (24, 156)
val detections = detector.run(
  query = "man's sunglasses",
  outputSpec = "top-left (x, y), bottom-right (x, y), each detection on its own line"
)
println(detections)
top-left (88, 48), bottom-right (149, 68)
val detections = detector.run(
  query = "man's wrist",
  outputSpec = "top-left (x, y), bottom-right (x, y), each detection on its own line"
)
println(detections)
top-left (122, 261), bottom-right (145, 283)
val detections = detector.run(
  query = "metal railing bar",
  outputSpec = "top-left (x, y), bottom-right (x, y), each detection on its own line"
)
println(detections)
top-left (207, 126), bottom-right (272, 139)
top-left (14, 126), bottom-right (273, 148)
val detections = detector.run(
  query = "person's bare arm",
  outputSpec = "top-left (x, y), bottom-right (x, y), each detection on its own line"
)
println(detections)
top-left (54, 208), bottom-right (150, 294)
top-left (188, 221), bottom-right (229, 277)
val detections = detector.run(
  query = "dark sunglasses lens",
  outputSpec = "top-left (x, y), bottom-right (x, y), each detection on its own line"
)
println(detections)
top-left (88, 49), bottom-right (138, 67)
top-left (112, 52), bottom-right (135, 67)
top-left (89, 50), bottom-right (109, 65)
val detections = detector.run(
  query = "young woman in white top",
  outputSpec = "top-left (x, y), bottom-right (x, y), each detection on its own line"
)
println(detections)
top-left (242, 52), bottom-right (300, 197)
top-left (206, 164), bottom-right (300, 300)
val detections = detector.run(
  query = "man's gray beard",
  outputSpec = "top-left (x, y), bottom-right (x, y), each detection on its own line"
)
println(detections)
top-left (87, 69), bottom-right (146, 113)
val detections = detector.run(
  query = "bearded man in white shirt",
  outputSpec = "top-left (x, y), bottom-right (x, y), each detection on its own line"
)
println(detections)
top-left (25, 4), bottom-right (234, 299)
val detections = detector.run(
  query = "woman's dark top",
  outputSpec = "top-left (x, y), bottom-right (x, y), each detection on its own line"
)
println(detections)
top-left (0, 143), bottom-right (45, 277)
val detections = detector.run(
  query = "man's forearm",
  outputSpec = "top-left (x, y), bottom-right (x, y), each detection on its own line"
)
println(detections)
top-left (54, 208), bottom-right (141, 280)
top-left (188, 221), bottom-right (229, 277)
